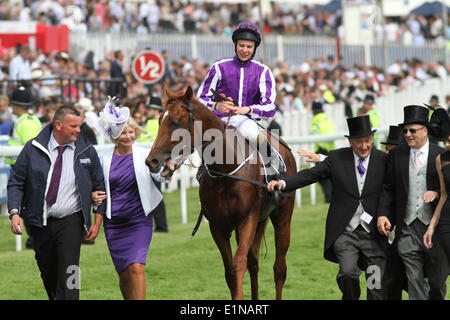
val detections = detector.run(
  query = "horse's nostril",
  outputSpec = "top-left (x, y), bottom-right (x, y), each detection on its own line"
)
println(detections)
top-left (145, 158), bottom-right (157, 168)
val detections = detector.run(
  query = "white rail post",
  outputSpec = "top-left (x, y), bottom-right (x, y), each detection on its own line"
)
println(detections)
top-left (180, 165), bottom-right (188, 224)
top-left (15, 235), bottom-right (22, 252)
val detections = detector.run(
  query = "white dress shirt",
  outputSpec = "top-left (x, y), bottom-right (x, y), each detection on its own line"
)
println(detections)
top-left (46, 133), bottom-right (81, 218)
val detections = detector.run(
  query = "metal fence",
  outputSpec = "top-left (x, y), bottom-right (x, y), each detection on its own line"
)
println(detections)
top-left (70, 32), bottom-right (450, 70)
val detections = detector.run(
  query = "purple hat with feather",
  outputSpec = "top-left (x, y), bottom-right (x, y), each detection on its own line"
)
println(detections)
top-left (99, 96), bottom-right (130, 139)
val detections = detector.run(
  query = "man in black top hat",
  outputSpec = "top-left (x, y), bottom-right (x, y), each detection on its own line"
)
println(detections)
top-left (268, 115), bottom-right (387, 300)
top-left (380, 125), bottom-right (402, 154)
top-left (377, 105), bottom-right (449, 300)
top-left (376, 124), bottom-right (408, 300)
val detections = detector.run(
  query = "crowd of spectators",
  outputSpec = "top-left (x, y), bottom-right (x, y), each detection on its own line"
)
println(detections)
top-left (0, 0), bottom-right (448, 43)
top-left (272, 55), bottom-right (449, 115)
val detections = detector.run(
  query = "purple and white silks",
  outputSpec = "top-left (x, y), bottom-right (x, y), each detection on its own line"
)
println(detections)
top-left (197, 55), bottom-right (277, 120)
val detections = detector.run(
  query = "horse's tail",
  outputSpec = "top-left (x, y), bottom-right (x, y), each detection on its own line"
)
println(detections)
top-left (191, 208), bottom-right (204, 237)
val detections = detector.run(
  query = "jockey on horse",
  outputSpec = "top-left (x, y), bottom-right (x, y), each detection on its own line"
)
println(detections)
top-left (197, 21), bottom-right (284, 180)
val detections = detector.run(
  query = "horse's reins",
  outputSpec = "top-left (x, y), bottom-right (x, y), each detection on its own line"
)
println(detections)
top-left (210, 88), bottom-right (291, 152)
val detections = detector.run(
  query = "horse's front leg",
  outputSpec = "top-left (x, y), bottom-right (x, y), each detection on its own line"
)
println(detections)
top-left (209, 221), bottom-right (236, 298)
top-left (233, 210), bottom-right (259, 300)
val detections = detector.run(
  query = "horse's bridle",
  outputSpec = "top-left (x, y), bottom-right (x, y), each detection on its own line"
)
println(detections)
top-left (167, 99), bottom-right (196, 132)
top-left (166, 98), bottom-right (207, 156)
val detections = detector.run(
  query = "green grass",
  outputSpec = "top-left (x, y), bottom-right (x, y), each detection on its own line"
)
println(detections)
top-left (0, 185), bottom-right (444, 300)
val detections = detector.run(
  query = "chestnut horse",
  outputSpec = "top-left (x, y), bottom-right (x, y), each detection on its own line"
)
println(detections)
top-left (146, 86), bottom-right (296, 299)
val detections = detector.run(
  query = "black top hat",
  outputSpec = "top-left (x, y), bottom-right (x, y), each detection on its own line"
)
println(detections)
top-left (345, 115), bottom-right (377, 138)
top-left (380, 125), bottom-right (402, 145)
top-left (10, 86), bottom-right (32, 107)
top-left (428, 108), bottom-right (450, 142)
top-left (145, 96), bottom-right (163, 111)
top-left (399, 105), bottom-right (429, 127)
top-left (311, 101), bottom-right (323, 113)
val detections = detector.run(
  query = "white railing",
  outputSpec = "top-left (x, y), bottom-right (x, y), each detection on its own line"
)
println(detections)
top-left (1, 130), bottom-right (392, 251)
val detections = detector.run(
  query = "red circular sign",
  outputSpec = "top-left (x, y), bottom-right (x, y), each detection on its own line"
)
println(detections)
top-left (131, 51), bottom-right (166, 84)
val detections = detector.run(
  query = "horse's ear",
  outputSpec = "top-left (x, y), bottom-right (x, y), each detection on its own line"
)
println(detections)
top-left (184, 86), bottom-right (194, 101)
top-left (164, 84), bottom-right (173, 99)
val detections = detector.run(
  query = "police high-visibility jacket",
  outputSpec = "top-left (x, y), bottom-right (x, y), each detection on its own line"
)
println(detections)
top-left (310, 112), bottom-right (335, 153)
top-left (367, 109), bottom-right (380, 129)
top-left (6, 113), bottom-right (42, 165)
top-left (366, 109), bottom-right (380, 145)
top-left (139, 118), bottom-right (159, 143)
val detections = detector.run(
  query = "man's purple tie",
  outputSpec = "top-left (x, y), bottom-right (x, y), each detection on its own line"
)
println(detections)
top-left (357, 157), bottom-right (366, 177)
top-left (46, 145), bottom-right (68, 207)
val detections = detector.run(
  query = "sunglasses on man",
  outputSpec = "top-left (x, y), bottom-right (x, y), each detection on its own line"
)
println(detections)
top-left (402, 126), bottom-right (426, 134)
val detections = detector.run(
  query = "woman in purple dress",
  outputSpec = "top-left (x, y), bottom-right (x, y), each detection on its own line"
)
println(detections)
top-left (94, 97), bottom-right (167, 299)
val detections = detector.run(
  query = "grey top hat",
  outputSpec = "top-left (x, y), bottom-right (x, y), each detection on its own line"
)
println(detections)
top-left (345, 115), bottom-right (377, 138)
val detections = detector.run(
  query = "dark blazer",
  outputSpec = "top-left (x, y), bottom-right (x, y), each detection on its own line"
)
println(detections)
top-left (284, 147), bottom-right (387, 263)
top-left (376, 141), bottom-right (445, 237)
top-left (107, 60), bottom-right (126, 98)
top-left (7, 124), bottom-right (106, 231)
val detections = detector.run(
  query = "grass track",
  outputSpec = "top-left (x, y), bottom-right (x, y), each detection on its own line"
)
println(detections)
top-left (0, 185), bottom-right (444, 300)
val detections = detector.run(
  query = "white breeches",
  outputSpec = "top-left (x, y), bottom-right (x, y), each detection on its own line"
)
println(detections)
top-left (222, 114), bottom-right (260, 142)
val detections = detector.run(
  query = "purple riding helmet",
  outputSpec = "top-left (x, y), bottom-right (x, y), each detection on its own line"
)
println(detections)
top-left (232, 22), bottom-right (261, 60)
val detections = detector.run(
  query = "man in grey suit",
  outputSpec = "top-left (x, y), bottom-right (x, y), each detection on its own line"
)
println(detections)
top-left (377, 105), bottom-right (449, 300)
top-left (268, 115), bottom-right (387, 300)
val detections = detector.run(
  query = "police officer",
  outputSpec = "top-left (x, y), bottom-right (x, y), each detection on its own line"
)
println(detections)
top-left (6, 86), bottom-right (42, 164)
top-left (140, 96), bottom-right (163, 142)
top-left (140, 96), bottom-right (169, 232)
top-left (310, 101), bottom-right (335, 203)
top-left (427, 95), bottom-right (441, 145)
top-left (6, 86), bottom-right (42, 249)
top-left (362, 94), bottom-right (380, 145)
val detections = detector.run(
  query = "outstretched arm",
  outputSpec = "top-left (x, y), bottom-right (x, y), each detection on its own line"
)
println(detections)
top-left (297, 149), bottom-right (324, 163)
top-left (424, 155), bottom-right (446, 248)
